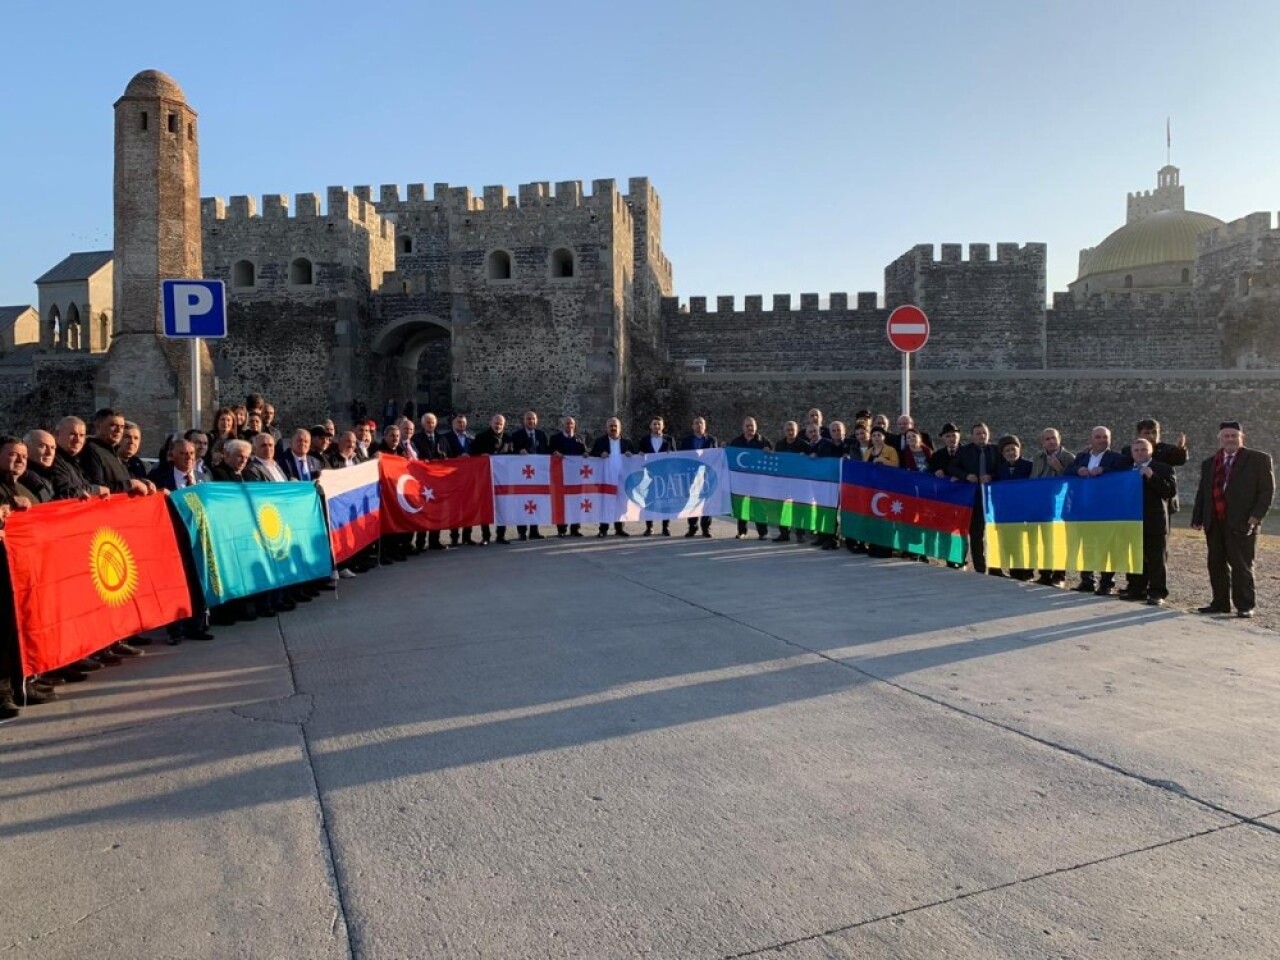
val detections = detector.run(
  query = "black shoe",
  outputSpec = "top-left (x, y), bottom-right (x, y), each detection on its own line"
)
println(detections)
top-left (988, 569), bottom-right (1006, 578)
top-left (530, 532), bottom-right (545, 540)
top-left (165, 635), bottom-right (182, 646)
top-left (1095, 585), bottom-right (1114, 596)
top-left (615, 529), bottom-right (630, 537)
top-left (184, 629), bottom-right (215, 641)
top-left (1197, 604), bottom-right (1229, 614)
top-left (317, 582), bottom-right (337, 592)
top-left (129, 636), bottom-right (154, 647)
top-left (1117, 591), bottom-right (1144, 602)
top-left (278, 599), bottom-right (297, 612)
top-left (23, 684), bottom-right (57, 705)
top-left (0, 698), bottom-right (18, 722)
top-left (1146, 598), bottom-right (1164, 607)
top-left (111, 641), bottom-right (145, 658)
top-left (661, 529), bottom-right (671, 537)
top-left (684, 530), bottom-right (697, 538)
top-left (517, 534), bottom-right (528, 541)
top-left (73, 658), bottom-right (103, 672)
top-left (795, 533), bottom-right (806, 543)
top-left (50, 668), bottom-right (89, 683)
top-left (642, 530), bottom-right (652, 537)
top-left (1237, 609), bottom-right (1256, 618)
top-left (495, 537), bottom-right (510, 545)
top-left (772, 534), bottom-right (790, 542)
top-left (558, 533), bottom-right (568, 539)
top-left (597, 531), bottom-right (607, 538)
top-left (758, 533), bottom-right (768, 540)
top-left (1034, 576), bottom-right (1054, 586)
top-left (93, 650), bottom-right (122, 666)
top-left (1074, 582), bottom-right (1097, 593)
top-left (428, 542), bottom-right (449, 551)
top-left (701, 531), bottom-right (712, 538)
top-left (571, 531), bottom-right (584, 538)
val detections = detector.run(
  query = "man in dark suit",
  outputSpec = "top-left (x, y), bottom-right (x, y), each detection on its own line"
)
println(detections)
top-left (472, 413), bottom-right (509, 545)
top-left (589, 417), bottom-right (634, 537)
top-left (1068, 425), bottom-right (1129, 594)
top-left (678, 416), bottom-right (718, 538)
top-left (1116, 438), bottom-right (1178, 606)
top-left (247, 434), bottom-right (289, 482)
top-left (1191, 421), bottom-right (1275, 617)
top-left (551, 416), bottom-right (588, 537)
top-left (992, 435), bottom-right (1034, 579)
top-left (809, 421), bottom-right (846, 550)
top-left (948, 423), bottom-right (1001, 573)
top-left (278, 428), bottom-right (324, 481)
top-left (774, 420), bottom-right (811, 543)
top-left (411, 413), bottom-right (442, 461)
top-left (509, 410), bottom-right (550, 540)
top-left (728, 417), bottom-right (773, 540)
top-left (440, 414), bottom-right (477, 545)
top-left (638, 416), bottom-right (674, 536)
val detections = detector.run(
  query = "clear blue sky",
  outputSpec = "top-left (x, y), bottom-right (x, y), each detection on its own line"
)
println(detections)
top-left (4, 0), bottom-right (1278, 309)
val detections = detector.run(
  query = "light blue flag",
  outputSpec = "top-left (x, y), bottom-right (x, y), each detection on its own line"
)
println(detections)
top-left (170, 482), bottom-right (334, 606)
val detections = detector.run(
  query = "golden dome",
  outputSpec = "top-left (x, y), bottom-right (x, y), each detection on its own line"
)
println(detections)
top-left (1079, 209), bottom-right (1224, 279)
top-left (121, 69), bottom-right (186, 102)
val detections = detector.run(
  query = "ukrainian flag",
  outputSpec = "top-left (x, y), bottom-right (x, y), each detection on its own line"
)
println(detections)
top-left (983, 472), bottom-right (1143, 574)
top-left (170, 482), bottom-right (333, 606)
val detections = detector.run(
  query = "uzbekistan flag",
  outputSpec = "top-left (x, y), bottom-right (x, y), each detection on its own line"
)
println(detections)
top-left (317, 459), bottom-right (381, 563)
top-left (983, 472), bottom-right (1142, 573)
top-left (492, 455), bottom-right (618, 526)
top-left (840, 460), bottom-right (974, 562)
top-left (728, 449), bottom-right (839, 533)
top-left (5, 495), bottom-right (193, 675)
top-left (170, 482), bottom-right (334, 606)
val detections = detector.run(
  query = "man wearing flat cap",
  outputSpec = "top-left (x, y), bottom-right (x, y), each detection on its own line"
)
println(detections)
top-left (1191, 421), bottom-right (1275, 618)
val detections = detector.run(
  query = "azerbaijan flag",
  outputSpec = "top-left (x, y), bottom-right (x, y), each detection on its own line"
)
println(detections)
top-left (840, 460), bottom-right (973, 563)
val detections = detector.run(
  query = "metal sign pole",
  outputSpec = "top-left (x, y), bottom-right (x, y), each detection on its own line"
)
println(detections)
top-left (191, 337), bottom-right (202, 429)
top-left (901, 351), bottom-right (911, 417)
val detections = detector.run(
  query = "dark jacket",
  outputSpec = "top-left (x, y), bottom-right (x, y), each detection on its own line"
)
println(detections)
top-left (1191, 447), bottom-right (1275, 532)
top-left (678, 434), bottom-right (718, 451)
top-left (0, 476), bottom-right (38, 509)
top-left (948, 442), bottom-right (1002, 483)
top-left (472, 429), bottom-right (510, 457)
top-left (728, 434), bottom-right (773, 451)
top-left (927, 446), bottom-right (962, 478)
top-left (589, 435), bottom-right (636, 457)
top-left (550, 432), bottom-right (587, 456)
top-left (148, 463), bottom-right (199, 492)
top-left (993, 457), bottom-right (1033, 481)
top-left (440, 431), bottom-right (475, 458)
top-left (1133, 460), bottom-right (1177, 532)
top-left (900, 443), bottom-right (935, 472)
top-left (637, 434), bottom-right (675, 455)
top-left (811, 438), bottom-right (845, 459)
top-left (211, 463), bottom-right (246, 482)
top-left (20, 469), bottom-right (54, 504)
top-left (124, 456), bottom-right (148, 480)
top-left (277, 450), bottom-right (324, 480)
top-left (410, 431), bottom-right (443, 461)
top-left (48, 449), bottom-right (97, 500)
top-left (509, 428), bottom-right (550, 456)
top-left (1069, 448), bottom-right (1129, 476)
top-left (776, 437), bottom-right (811, 455)
top-left (80, 437), bottom-right (133, 493)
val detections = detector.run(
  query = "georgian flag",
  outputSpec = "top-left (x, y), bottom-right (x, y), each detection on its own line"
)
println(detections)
top-left (492, 456), bottom-right (618, 525)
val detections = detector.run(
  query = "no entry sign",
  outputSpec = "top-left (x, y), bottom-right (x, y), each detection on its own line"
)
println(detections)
top-left (886, 305), bottom-right (930, 353)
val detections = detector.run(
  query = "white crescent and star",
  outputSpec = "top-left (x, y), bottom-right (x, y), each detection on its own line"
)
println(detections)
top-left (395, 473), bottom-right (422, 514)
top-left (734, 450), bottom-right (752, 469)
top-left (870, 492), bottom-right (890, 517)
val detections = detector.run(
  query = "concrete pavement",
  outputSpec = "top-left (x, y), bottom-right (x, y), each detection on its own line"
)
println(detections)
top-left (1, 531), bottom-right (1277, 958)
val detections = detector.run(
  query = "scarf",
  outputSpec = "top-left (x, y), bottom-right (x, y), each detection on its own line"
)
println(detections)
top-left (1212, 449), bottom-right (1231, 522)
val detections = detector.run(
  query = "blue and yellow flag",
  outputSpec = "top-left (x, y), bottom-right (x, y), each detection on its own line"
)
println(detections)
top-left (983, 472), bottom-right (1143, 573)
top-left (170, 482), bottom-right (333, 606)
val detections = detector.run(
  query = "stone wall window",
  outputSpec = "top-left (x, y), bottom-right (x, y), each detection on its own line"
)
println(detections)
top-left (550, 248), bottom-right (575, 278)
top-left (232, 259), bottom-right (256, 288)
top-left (99, 313), bottom-right (110, 350)
top-left (1123, 274), bottom-right (1133, 289)
top-left (400, 236), bottom-right (413, 255)
top-left (487, 250), bottom-right (512, 281)
top-left (140, 111), bottom-right (148, 131)
top-left (290, 257), bottom-right (314, 285)
top-left (48, 305), bottom-right (61, 347)
top-left (65, 303), bottom-right (81, 351)
top-left (167, 113), bottom-right (177, 133)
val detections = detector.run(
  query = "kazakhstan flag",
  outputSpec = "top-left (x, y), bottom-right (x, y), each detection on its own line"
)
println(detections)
top-left (170, 482), bottom-right (334, 606)
top-left (983, 471), bottom-right (1143, 574)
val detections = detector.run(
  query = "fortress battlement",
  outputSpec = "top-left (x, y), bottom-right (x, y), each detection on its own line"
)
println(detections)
top-left (890, 242), bottom-right (1047, 266)
top-left (661, 292), bottom-right (882, 318)
top-left (201, 189), bottom-right (392, 238)
top-left (1198, 211), bottom-right (1280, 250)
top-left (1051, 289), bottom-right (1194, 311)
top-left (369, 177), bottom-right (646, 216)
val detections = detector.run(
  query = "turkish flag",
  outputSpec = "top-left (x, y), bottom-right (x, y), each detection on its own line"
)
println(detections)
top-left (378, 454), bottom-right (494, 533)
top-left (4, 495), bottom-right (194, 676)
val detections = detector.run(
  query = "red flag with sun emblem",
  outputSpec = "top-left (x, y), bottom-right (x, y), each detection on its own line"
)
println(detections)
top-left (4, 495), bottom-right (194, 676)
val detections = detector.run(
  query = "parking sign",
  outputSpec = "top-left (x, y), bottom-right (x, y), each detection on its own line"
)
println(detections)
top-left (162, 280), bottom-right (227, 339)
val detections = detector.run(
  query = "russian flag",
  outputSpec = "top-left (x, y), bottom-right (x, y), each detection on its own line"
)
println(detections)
top-left (317, 459), bottom-right (381, 563)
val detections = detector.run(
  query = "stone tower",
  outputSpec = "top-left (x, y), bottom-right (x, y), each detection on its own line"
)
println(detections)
top-left (98, 69), bottom-right (213, 441)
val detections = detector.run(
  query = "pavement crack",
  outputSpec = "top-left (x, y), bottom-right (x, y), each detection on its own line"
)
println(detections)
top-left (721, 821), bottom-right (1249, 958)
top-left (277, 615), bottom-right (358, 960)
top-left (587, 557), bottom-right (1264, 827)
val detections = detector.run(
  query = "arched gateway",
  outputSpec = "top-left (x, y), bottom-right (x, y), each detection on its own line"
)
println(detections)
top-left (370, 314), bottom-right (454, 417)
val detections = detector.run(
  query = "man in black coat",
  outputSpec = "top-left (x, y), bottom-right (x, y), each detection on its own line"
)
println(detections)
top-left (1191, 421), bottom-right (1275, 617)
top-left (589, 417), bottom-right (634, 537)
top-left (638, 416), bottom-right (675, 536)
top-left (1117, 438), bottom-right (1178, 606)
top-left (773, 420), bottom-right (812, 543)
top-left (550, 416), bottom-right (588, 538)
top-left (678, 416), bottom-right (718, 538)
top-left (80, 408), bottom-right (152, 495)
top-left (948, 423), bottom-right (1001, 573)
top-left (410, 413), bottom-right (443, 461)
top-left (472, 414), bottom-right (510, 545)
top-left (1069, 426), bottom-right (1129, 594)
top-left (728, 417), bottom-right (773, 540)
top-left (439, 414), bottom-right (477, 545)
top-left (509, 410), bottom-right (549, 540)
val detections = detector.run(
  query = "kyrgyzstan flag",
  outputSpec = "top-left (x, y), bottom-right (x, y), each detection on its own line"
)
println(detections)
top-left (378, 454), bottom-right (494, 533)
top-left (4, 494), bottom-right (194, 676)
top-left (492, 455), bottom-right (619, 526)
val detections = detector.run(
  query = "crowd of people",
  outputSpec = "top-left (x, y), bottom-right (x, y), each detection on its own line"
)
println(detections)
top-left (0, 395), bottom-right (1272, 724)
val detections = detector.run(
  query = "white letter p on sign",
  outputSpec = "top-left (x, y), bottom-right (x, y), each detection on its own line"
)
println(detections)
top-left (174, 284), bottom-right (212, 334)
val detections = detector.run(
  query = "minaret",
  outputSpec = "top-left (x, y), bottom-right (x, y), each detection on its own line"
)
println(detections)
top-left (97, 69), bottom-right (213, 438)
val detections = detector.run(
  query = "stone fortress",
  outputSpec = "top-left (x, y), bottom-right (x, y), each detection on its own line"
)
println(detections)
top-left (2, 69), bottom-right (1279, 486)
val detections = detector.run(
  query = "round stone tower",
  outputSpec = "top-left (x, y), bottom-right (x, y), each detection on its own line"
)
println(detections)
top-left (98, 69), bottom-right (213, 439)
